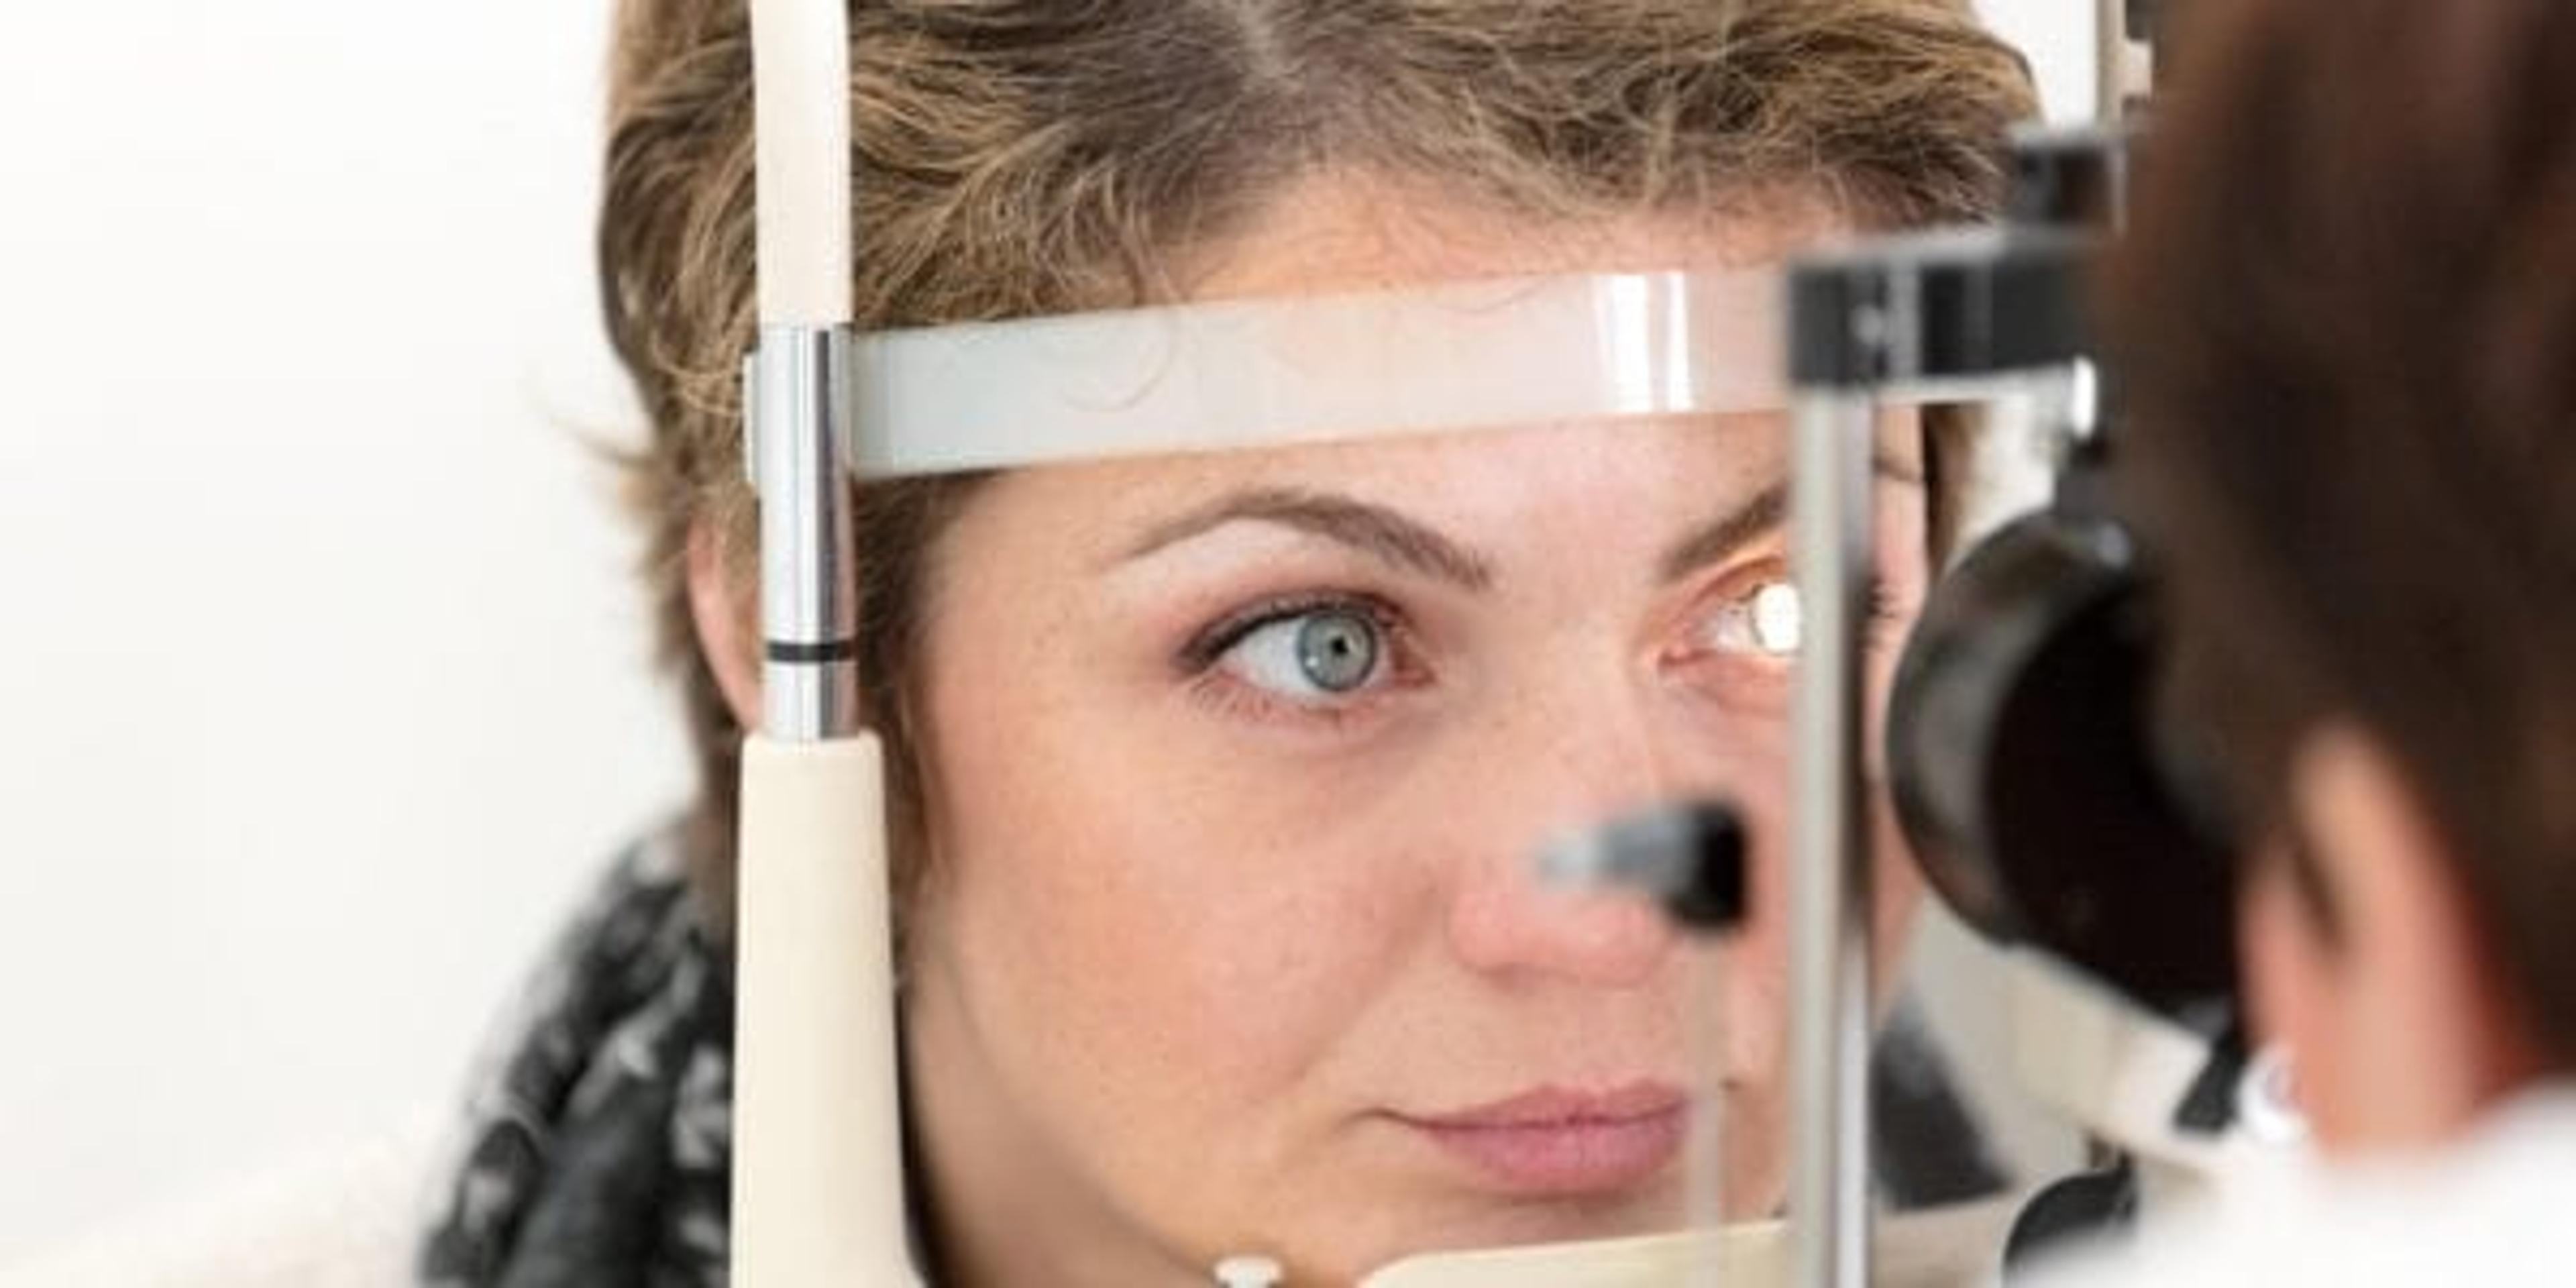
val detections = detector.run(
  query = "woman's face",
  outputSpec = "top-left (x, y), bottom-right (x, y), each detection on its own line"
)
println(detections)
top-left (897, 182), bottom-right (1932, 1285)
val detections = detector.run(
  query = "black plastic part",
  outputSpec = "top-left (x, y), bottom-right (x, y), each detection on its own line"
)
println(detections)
top-left (1886, 511), bottom-right (2241, 1016)
top-left (1664, 804), bottom-right (1748, 933)
top-left (2171, 1021), bottom-right (2253, 1135)
top-left (1787, 260), bottom-right (1883, 388)
top-left (1787, 229), bottom-right (2097, 389)
top-left (2002, 1159), bottom-right (2139, 1277)
top-left (2008, 126), bottom-right (2130, 233)
top-left (2127, 0), bottom-right (2163, 43)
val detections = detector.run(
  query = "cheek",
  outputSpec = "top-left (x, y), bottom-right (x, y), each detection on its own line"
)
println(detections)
top-left (1724, 777), bottom-right (1925, 1006)
top-left (919, 612), bottom-right (1426, 1138)
top-left (1705, 639), bottom-right (1925, 1037)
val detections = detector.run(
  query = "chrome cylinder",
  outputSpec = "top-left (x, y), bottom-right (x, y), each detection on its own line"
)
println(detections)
top-left (747, 324), bottom-right (861, 742)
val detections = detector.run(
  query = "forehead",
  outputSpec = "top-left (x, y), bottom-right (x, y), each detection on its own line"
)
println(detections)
top-left (1067, 414), bottom-right (1791, 521)
top-left (1186, 170), bottom-right (1847, 300)
top-left (951, 408), bottom-right (1923, 582)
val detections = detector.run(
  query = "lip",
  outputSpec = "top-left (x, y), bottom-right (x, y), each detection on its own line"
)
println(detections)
top-left (1395, 1083), bottom-right (1688, 1195)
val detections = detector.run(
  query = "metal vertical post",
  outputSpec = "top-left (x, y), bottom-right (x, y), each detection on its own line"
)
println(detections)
top-left (1788, 388), bottom-right (1878, 1288)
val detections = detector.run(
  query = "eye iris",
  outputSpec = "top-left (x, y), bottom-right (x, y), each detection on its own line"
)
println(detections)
top-left (1294, 611), bottom-right (1379, 692)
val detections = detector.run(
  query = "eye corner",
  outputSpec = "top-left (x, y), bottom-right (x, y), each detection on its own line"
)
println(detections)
top-left (1666, 570), bottom-right (1804, 667)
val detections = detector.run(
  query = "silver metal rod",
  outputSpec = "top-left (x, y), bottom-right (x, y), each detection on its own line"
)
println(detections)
top-left (1788, 389), bottom-right (1878, 1288)
top-left (748, 323), bottom-right (861, 742)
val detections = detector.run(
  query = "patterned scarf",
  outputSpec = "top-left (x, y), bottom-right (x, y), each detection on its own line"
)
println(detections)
top-left (422, 831), bottom-right (733, 1288)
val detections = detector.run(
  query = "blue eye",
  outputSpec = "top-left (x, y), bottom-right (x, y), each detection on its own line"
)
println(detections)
top-left (1219, 606), bottom-right (1388, 700)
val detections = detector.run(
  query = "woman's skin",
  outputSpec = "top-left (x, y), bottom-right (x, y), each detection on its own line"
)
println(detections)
top-left (698, 174), bottom-right (1934, 1285)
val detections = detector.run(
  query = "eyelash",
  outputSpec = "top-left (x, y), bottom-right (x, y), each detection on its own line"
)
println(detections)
top-left (1177, 591), bottom-right (1402, 672)
top-left (1177, 592), bottom-right (1417, 725)
top-left (1173, 572), bottom-right (1907, 729)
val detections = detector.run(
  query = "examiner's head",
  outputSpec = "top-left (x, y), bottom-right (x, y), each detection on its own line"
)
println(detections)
top-left (2111, 0), bottom-right (2576, 1154)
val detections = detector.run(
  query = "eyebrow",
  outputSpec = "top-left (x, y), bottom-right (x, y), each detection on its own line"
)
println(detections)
top-left (1120, 487), bottom-right (1498, 591)
top-left (1656, 451), bottom-right (1923, 584)
top-left (1119, 451), bottom-right (1924, 593)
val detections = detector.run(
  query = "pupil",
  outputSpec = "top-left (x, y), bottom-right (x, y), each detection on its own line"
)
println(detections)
top-left (1296, 612), bottom-right (1378, 692)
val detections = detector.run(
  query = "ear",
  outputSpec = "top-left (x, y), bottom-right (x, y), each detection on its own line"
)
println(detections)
top-left (2266, 724), bottom-right (2540, 1151)
top-left (686, 518), bottom-right (765, 732)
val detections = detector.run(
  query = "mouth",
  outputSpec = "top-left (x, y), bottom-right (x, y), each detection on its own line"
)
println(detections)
top-left (1391, 1083), bottom-right (1689, 1197)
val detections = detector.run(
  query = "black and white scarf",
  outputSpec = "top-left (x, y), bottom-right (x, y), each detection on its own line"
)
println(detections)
top-left (422, 830), bottom-right (734, 1288)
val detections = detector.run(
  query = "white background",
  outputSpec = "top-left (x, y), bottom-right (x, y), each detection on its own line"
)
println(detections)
top-left (0, 0), bottom-right (2094, 1266)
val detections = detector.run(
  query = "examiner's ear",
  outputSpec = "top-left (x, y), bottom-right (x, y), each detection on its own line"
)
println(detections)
top-left (2259, 724), bottom-right (2543, 1151)
top-left (686, 519), bottom-right (765, 732)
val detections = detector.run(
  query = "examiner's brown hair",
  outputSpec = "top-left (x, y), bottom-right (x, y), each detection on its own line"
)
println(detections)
top-left (2109, 0), bottom-right (2576, 1063)
top-left (598, 0), bottom-right (2037, 936)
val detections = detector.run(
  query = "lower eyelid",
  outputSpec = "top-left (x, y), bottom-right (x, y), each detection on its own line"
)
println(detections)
top-left (1185, 667), bottom-right (1389, 729)
top-left (1191, 626), bottom-right (1430, 730)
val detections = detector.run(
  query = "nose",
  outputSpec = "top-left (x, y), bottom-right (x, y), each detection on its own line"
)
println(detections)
top-left (1439, 669), bottom-right (1686, 988)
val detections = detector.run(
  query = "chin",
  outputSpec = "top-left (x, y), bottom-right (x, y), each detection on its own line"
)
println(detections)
top-left (1320, 1173), bottom-right (1688, 1279)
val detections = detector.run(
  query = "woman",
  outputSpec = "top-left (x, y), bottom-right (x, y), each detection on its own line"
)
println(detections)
top-left (425, 1), bottom-right (2036, 1283)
